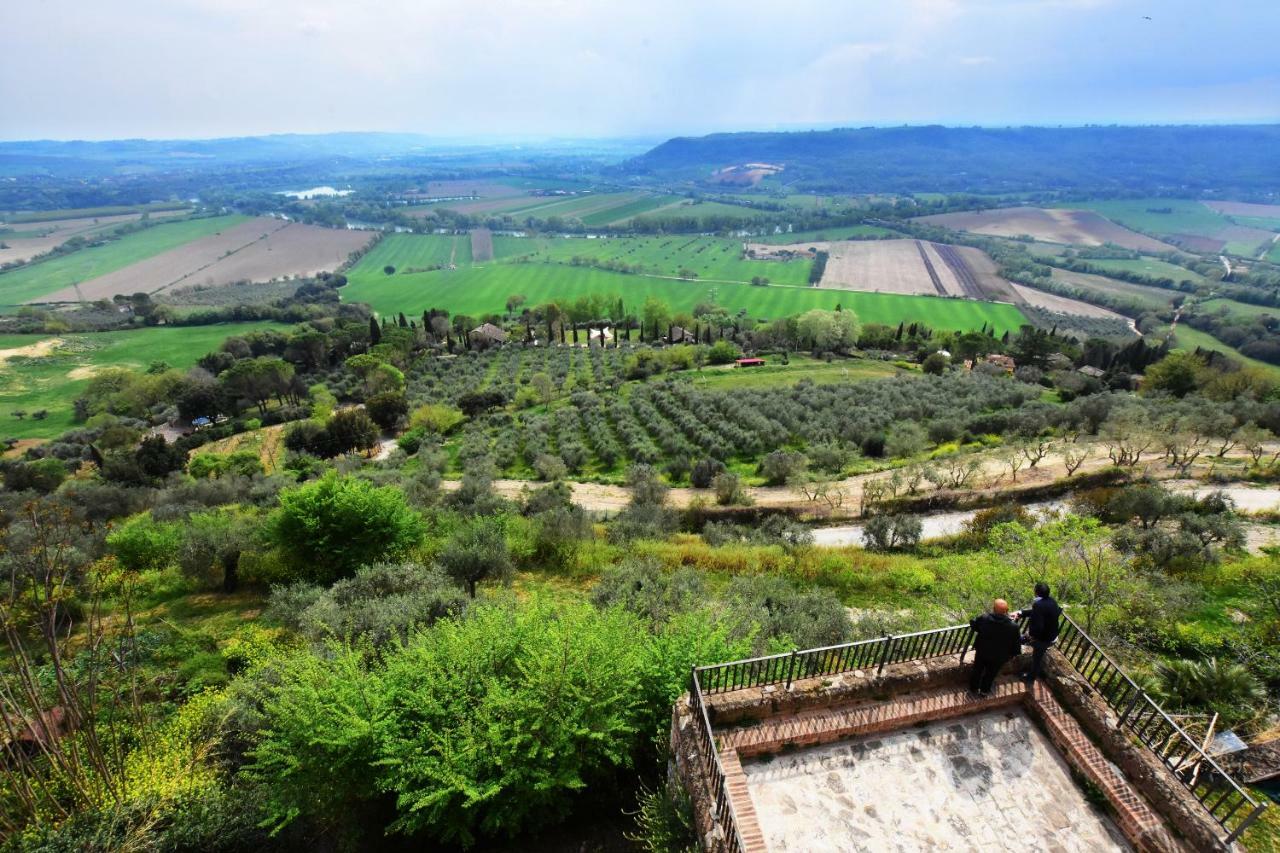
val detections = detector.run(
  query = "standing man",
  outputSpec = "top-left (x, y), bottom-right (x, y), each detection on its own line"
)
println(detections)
top-left (1015, 582), bottom-right (1062, 683)
top-left (968, 599), bottom-right (1022, 697)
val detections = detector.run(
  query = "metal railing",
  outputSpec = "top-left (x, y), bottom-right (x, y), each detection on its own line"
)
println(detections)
top-left (1055, 615), bottom-right (1268, 845)
top-left (696, 624), bottom-right (974, 695)
top-left (689, 667), bottom-right (745, 853)
top-left (689, 616), bottom-right (1267, 847)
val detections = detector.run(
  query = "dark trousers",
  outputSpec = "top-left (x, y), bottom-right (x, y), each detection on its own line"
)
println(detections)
top-left (969, 657), bottom-right (1007, 694)
top-left (1026, 640), bottom-right (1051, 681)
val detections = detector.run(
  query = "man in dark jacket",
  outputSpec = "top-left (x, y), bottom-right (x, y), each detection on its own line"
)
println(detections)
top-left (1015, 582), bottom-right (1062, 683)
top-left (968, 599), bottom-right (1022, 696)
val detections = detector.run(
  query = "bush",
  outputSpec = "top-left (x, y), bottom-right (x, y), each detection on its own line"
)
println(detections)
top-left (366, 392), bottom-right (408, 430)
top-left (758, 450), bottom-right (806, 486)
top-left (722, 575), bottom-right (851, 650)
top-left (436, 516), bottom-right (514, 597)
top-left (706, 339), bottom-right (741, 365)
top-left (591, 557), bottom-right (705, 626)
top-left (409, 403), bottom-right (465, 435)
top-left (106, 513), bottom-right (180, 572)
top-left (268, 561), bottom-right (468, 647)
top-left (862, 513), bottom-right (923, 551)
top-left (713, 471), bottom-right (750, 506)
top-left (375, 601), bottom-right (646, 845)
top-left (690, 457), bottom-right (726, 489)
top-left (269, 472), bottom-right (425, 585)
top-left (533, 452), bottom-right (568, 481)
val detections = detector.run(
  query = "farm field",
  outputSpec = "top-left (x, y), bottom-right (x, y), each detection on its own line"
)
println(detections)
top-left (0, 209), bottom-right (189, 266)
top-left (1203, 200), bottom-right (1280, 218)
top-left (1073, 256), bottom-right (1205, 285)
top-left (0, 215), bottom-right (249, 308)
top-left (488, 234), bottom-right (812, 285)
top-left (38, 219), bottom-right (373, 303)
top-left (1062, 199), bottom-right (1280, 257)
top-left (1195, 298), bottom-right (1280, 319)
top-left (916, 206), bottom-right (1174, 252)
top-left (1009, 283), bottom-right (1127, 319)
top-left (634, 199), bottom-right (767, 225)
top-left (1169, 324), bottom-right (1280, 381)
top-left (755, 224), bottom-right (900, 244)
top-left (0, 322), bottom-right (289, 439)
top-left (1049, 269), bottom-right (1181, 309)
top-left (359, 233), bottom-right (469, 272)
top-left (342, 260), bottom-right (1028, 333)
top-left (0, 203), bottom-right (191, 224)
top-left (752, 238), bottom-right (1019, 303)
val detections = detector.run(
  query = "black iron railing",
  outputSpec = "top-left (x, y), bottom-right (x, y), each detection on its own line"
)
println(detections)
top-left (1055, 615), bottom-right (1268, 845)
top-left (689, 615), bottom-right (1268, 847)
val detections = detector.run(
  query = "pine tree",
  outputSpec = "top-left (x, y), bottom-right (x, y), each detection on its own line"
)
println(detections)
top-left (369, 316), bottom-right (382, 345)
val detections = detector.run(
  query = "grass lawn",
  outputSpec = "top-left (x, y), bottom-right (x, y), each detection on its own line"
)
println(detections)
top-left (0, 215), bottom-right (246, 308)
top-left (0, 321), bottom-right (290, 440)
top-left (678, 355), bottom-right (907, 390)
top-left (342, 261), bottom-right (1028, 333)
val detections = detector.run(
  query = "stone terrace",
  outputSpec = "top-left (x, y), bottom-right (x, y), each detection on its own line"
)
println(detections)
top-left (671, 647), bottom-right (1245, 853)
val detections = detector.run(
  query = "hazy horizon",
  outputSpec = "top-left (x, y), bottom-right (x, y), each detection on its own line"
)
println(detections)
top-left (3, 0), bottom-right (1278, 142)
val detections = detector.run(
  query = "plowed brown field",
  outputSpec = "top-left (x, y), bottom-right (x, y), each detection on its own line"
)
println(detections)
top-left (916, 207), bottom-right (1174, 252)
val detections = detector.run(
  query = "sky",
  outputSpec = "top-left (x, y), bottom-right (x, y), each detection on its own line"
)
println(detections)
top-left (2, 0), bottom-right (1278, 141)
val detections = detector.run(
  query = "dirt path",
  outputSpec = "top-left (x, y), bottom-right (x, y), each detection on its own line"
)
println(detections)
top-left (444, 442), bottom-right (1280, 517)
top-left (0, 337), bottom-right (62, 364)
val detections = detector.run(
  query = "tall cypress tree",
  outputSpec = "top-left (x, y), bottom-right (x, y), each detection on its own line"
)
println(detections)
top-left (369, 316), bottom-right (382, 345)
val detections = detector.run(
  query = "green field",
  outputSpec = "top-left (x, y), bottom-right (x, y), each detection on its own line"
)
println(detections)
top-left (1, 203), bottom-right (192, 224)
top-left (581, 195), bottom-right (682, 226)
top-left (1062, 199), bottom-right (1279, 256)
top-left (0, 322), bottom-right (290, 439)
top-left (1076, 256), bottom-right (1205, 285)
top-left (356, 233), bottom-right (470, 273)
top-left (756, 224), bottom-right (901, 244)
top-left (1169, 324), bottom-right (1280, 380)
top-left (1195, 298), bottom-right (1280, 319)
top-left (1049, 269), bottom-right (1180, 309)
top-left (1266, 238), bottom-right (1280, 264)
top-left (0, 215), bottom-right (246, 308)
top-left (478, 234), bottom-right (812, 285)
top-left (681, 354), bottom-right (905, 389)
top-left (343, 261), bottom-right (1026, 333)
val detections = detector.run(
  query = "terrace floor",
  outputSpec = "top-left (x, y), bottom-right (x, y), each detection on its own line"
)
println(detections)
top-left (740, 707), bottom-right (1130, 852)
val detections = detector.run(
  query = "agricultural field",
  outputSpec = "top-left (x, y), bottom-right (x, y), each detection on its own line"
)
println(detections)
top-left (36, 218), bottom-right (373, 303)
top-left (1194, 297), bottom-right (1280, 320)
top-left (1169, 324), bottom-right (1280, 381)
top-left (1062, 199), bottom-right (1280, 257)
top-left (358, 233), bottom-right (470, 272)
top-left (342, 259), bottom-right (1028, 333)
top-left (752, 238), bottom-right (1020, 303)
top-left (0, 208), bottom-right (189, 266)
top-left (196, 423), bottom-right (289, 473)
top-left (916, 206), bottom-right (1174, 252)
top-left (684, 355), bottom-right (904, 390)
top-left (1071, 256), bottom-right (1205, 285)
top-left (1048, 269), bottom-right (1182, 310)
top-left (1008, 283), bottom-right (1128, 319)
top-left (755, 224), bottom-right (900, 244)
top-left (0, 322), bottom-right (289, 439)
top-left (1202, 200), bottom-right (1280, 218)
top-left (493, 234), bottom-right (812, 285)
top-left (0, 215), bottom-right (249, 308)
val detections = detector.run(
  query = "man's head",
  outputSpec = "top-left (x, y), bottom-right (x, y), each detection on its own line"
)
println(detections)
top-left (1034, 582), bottom-right (1050, 598)
top-left (992, 599), bottom-right (1009, 615)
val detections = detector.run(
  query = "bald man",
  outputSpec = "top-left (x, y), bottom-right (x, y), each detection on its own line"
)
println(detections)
top-left (968, 599), bottom-right (1023, 697)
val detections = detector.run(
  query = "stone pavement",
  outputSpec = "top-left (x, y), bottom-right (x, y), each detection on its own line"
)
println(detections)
top-left (741, 707), bottom-right (1131, 852)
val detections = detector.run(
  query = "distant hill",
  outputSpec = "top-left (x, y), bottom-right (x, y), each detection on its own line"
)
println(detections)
top-left (625, 125), bottom-right (1280, 196)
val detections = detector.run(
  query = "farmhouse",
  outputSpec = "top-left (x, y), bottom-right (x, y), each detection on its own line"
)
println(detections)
top-left (469, 322), bottom-right (508, 347)
top-left (983, 353), bottom-right (1016, 373)
top-left (668, 326), bottom-right (697, 344)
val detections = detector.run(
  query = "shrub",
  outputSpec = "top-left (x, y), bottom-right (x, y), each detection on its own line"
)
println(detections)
top-left (269, 472), bottom-right (424, 585)
top-left (713, 471), bottom-right (750, 506)
top-left (722, 575), bottom-right (851, 650)
top-left (862, 513), bottom-right (923, 551)
top-left (436, 516), bottom-right (514, 597)
top-left (690, 457), bottom-right (726, 489)
top-left (106, 513), bottom-right (180, 572)
top-left (758, 450), bottom-right (807, 486)
top-left (409, 403), bottom-right (465, 435)
top-left (707, 339), bottom-right (741, 365)
top-left (591, 557), bottom-right (705, 625)
top-left (366, 392), bottom-right (408, 430)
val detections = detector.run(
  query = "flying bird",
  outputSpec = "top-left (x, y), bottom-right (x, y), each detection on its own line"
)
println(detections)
top-left (1143, 15), bottom-right (1152, 19)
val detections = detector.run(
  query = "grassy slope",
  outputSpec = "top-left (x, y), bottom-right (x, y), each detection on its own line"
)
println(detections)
top-left (1049, 269), bottom-right (1180, 309)
top-left (359, 233), bottom-right (470, 271)
top-left (0, 215), bottom-right (247, 308)
top-left (488, 235), bottom-right (812, 285)
top-left (344, 261), bottom-right (1027, 333)
top-left (0, 322), bottom-right (289, 439)
top-left (1196, 298), bottom-right (1280, 319)
top-left (681, 355), bottom-right (905, 390)
top-left (1170, 324), bottom-right (1280, 381)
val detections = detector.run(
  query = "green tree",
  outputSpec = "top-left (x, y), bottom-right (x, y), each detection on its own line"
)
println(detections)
top-left (436, 516), bottom-right (514, 597)
top-left (106, 513), bottom-right (181, 573)
top-left (269, 472), bottom-right (424, 585)
top-left (1142, 351), bottom-right (1205, 398)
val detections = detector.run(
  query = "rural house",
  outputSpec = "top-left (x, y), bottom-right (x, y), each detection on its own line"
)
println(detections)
top-left (469, 322), bottom-right (508, 347)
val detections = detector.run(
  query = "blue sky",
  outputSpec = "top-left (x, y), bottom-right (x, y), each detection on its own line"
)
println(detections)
top-left (1, 0), bottom-right (1277, 140)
